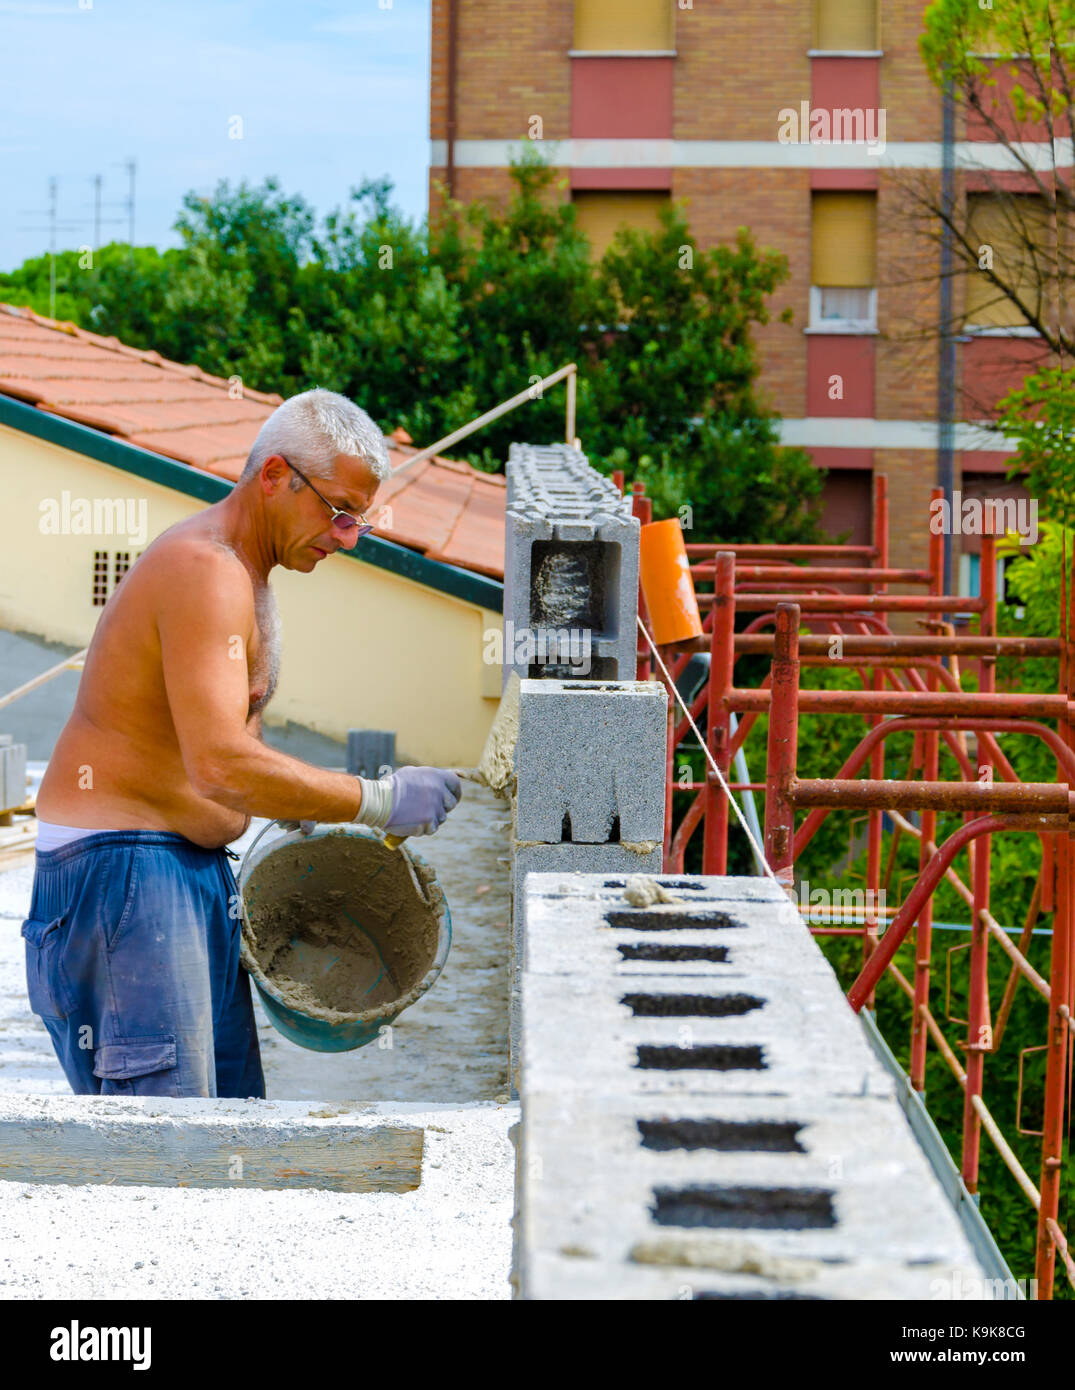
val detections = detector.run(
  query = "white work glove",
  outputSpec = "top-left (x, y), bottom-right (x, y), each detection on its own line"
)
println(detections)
top-left (352, 767), bottom-right (463, 837)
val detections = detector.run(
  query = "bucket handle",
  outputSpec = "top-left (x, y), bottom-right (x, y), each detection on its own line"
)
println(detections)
top-left (237, 818), bottom-right (294, 889)
top-left (236, 819), bottom-right (391, 890)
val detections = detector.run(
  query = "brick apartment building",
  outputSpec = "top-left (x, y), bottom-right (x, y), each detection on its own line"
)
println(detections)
top-left (428, 0), bottom-right (1057, 589)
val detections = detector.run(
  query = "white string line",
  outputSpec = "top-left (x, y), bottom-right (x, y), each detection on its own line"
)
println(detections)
top-left (636, 615), bottom-right (795, 910)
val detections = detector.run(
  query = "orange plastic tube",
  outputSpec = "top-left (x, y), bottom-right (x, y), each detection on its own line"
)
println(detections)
top-left (638, 518), bottom-right (703, 645)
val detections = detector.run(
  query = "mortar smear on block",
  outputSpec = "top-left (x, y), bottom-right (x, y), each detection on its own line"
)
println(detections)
top-left (241, 831), bottom-right (446, 1024)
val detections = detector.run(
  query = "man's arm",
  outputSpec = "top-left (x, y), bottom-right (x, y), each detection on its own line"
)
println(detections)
top-left (156, 544), bottom-right (366, 823)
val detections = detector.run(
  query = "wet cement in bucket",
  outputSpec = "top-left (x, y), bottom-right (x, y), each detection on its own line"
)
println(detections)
top-left (241, 832), bottom-right (447, 1023)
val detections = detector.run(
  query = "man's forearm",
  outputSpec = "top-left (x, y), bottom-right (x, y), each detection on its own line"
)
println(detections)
top-left (196, 735), bottom-right (365, 823)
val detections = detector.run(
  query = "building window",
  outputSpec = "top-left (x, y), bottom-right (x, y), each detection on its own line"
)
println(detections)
top-left (814, 0), bottom-right (879, 52)
top-left (92, 552), bottom-right (109, 606)
top-left (571, 190), bottom-right (670, 262)
top-left (958, 552), bottom-right (1006, 602)
top-left (574, 0), bottom-right (673, 53)
top-left (964, 193), bottom-right (1050, 332)
top-left (810, 191), bottom-right (877, 331)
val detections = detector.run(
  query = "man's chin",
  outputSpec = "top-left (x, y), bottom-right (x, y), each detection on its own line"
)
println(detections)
top-left (292, 545), bottom-right (326, 570)
top-left (280, 553), bottom-right (318, 573)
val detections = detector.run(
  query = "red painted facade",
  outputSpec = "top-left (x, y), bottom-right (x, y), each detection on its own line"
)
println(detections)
top-left (570, 56), bottom-right (675, 139)
top-left (811, 56), bottom-right (880, 116)
top-left (807, 336), bottom-right (876, 417)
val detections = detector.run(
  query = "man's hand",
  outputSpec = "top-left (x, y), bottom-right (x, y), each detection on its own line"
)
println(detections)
top-left (384, 767), bottom-right (462, 837)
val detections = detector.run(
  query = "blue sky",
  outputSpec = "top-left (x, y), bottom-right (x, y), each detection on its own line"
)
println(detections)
top-left (0, 0), bottom-right (432, 271)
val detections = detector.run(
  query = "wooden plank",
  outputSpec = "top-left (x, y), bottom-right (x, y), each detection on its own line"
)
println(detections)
top-left (0, 815), bottom-right (37, 871)
top-left (0, 816), bottom-right (36, 845)
top-left (0, 1115), bottom-right (424, 1193)
top-left (0, 846), bottom-right (36, 871)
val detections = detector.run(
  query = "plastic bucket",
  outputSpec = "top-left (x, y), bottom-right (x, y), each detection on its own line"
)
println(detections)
top-left (238, 823), bottom-right (451, 1052)
top-left (639, 517), bottom-right (703, 645)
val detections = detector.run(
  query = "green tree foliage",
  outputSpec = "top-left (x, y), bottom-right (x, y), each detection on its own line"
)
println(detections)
top-left (0, 243), bottom-right (174, 340)
top-left (0, 153), bottom-right (822, 544)
top-left (921, 0), bottom-right (1075, 128)
top-left (998, 370), bottom-right (1075, 530)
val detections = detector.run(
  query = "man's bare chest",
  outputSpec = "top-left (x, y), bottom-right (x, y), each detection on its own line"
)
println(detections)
top-left (248, 584), bottom-right (281, 715)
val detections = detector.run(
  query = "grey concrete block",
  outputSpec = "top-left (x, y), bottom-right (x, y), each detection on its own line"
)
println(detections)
top-left (346, 729), bottom-right (396, 779)
top-left (512, 849), bottom-right (663, 955)
top-left (515, 1096), bottom-right (991, 1300)
top-left (513, 872), bottom-right (992, 1299)
top-left (508, 851), bottom-right (662, 1097)
top-left (520, 970), bottom-right (894, 1104)
top-left (0, 738), bottom-right (28, 811)
top-left (521, 872), bottom-right (828, 985)
top-left (521, 1252), bottom-right (997, 1301)
top-left (503, 443), bottom-right (639, 683)
top-left (515, 679), bottom-right (666, 844)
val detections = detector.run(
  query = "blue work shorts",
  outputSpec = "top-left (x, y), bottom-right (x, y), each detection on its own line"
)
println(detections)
top-left (22, 830), bottom-right (265, 1099)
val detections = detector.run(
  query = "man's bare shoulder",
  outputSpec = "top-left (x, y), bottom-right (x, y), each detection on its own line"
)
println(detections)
top-left (136, 524), bottom-right (255, 618)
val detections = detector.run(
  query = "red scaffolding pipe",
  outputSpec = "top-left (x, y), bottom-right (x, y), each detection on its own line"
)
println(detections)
top-left (658, 499), bottom-right (1073, 1295)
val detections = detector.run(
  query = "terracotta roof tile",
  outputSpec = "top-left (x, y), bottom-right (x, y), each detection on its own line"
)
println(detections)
top-left (427, 475), bottom-right (507, 577)
top-left (0, 302), bottom-right (506, 583)
top-left (125, 421), bottom-right (274, 470)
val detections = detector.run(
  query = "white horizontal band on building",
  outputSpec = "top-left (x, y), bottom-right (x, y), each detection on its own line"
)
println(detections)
top-left (776, 419), bottom-right (1017, 451)
top-left (431, 138), bottom-right (1075, 172)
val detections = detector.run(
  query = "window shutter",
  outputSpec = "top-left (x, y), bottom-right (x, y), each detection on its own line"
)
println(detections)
top-left (574, 0), bottom-right (673, 51)
top-left (811, 192), bottom-right (877, 287)
top-left (572, 191), bottom-right (669, 261)
top-left (815, 0), bottom-right (878, 51)
top-left (965, 194), bottom-right (1051, 327)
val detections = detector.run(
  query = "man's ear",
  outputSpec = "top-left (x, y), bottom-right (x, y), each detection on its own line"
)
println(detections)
top-left (260, 455), bottom-right (290, 495)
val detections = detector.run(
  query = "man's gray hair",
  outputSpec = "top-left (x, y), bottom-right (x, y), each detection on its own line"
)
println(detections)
top-left (240, 388), bottom-right (392, 490)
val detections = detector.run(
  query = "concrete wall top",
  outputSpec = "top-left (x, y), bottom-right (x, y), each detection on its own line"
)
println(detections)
top-left (506, 442), bottom-right (636, 542)
top-left (514, 871), bottom-right (992, 1300)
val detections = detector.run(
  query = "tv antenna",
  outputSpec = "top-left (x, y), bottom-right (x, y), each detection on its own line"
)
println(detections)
top-left (16, 176), bottom-right (86, 319)
top-left (88, 174), bottom-right (126, 250)
top-left (111, 157), bottom-right (137, 249)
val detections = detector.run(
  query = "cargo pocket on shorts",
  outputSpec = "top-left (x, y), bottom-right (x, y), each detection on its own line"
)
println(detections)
top-left (93, 1035), bottom-right (178, 1096)
top-left (103, 847), bottom-right (143, 951)
top-left (21, 913), bottom-right (75, 1019)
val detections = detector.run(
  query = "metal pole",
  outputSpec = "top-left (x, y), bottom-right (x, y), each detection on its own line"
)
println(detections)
top-left (848, 816), bottom-right (1028, 1012)
top-left (938, 74), bottom-right (957, 602)
top-left (763, 603), bottom-right (800, 885)
top-left (912, 490), bottom-right (946, 1090)
top-left (632, 486), bottom-right (652, 680)
top-left (703, 552), bottom-right (735, 874)
top-left (1036, 545), bottom-right (1075, 1295)
top-left (962, 794), bottom-right (993, 1194)
top-left (390, 364), bottom-right (579, 475)
top-left (865, 474), bottom-right (889, 1004)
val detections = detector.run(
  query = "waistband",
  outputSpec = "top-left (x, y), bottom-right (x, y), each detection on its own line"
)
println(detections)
top-left (33, 828), bottom-right (236, 867)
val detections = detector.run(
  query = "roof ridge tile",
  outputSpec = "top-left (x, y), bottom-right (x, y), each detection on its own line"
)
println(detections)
top-left (0, 300), bottom-right (284, 405)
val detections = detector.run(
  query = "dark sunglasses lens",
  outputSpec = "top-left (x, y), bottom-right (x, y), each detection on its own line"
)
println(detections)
top-left (355, 523), bottom-right (375, 538)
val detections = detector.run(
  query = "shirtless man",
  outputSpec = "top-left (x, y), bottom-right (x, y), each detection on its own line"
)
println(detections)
top-left (24, 389), bottom-right (462, 1099)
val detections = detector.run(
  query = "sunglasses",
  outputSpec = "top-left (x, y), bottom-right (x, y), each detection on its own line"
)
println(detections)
top-left (282, 457), bottom-right (375, 539)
